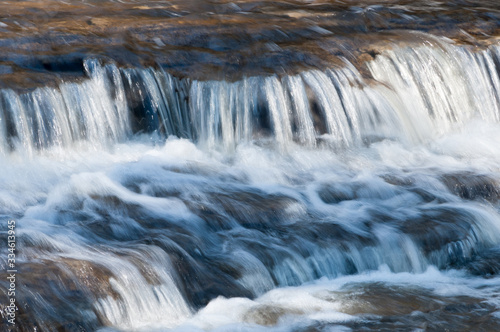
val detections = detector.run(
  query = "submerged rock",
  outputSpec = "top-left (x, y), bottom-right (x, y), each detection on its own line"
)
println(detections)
top-left (441, 172), bottom-right (500, 203)
top-left (466, 247), bottom-right (500, 276)
top-left (319, 282), bottom-right (500, 332)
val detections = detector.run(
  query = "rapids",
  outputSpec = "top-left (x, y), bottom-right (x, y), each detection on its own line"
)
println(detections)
top-left (1, 1), bottom-right (500, 331)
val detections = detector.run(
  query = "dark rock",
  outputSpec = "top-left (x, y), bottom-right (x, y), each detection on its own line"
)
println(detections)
top-left (441, 172), bottom-right (500, 202)
top-left (467, 247), bottom-right (500, 276)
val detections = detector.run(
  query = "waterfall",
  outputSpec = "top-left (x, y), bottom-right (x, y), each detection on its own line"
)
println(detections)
top-left (5, 36), bottom-right (500, 331)
top-left (0, 60), bottom-right (131, 154)
top-left (1, 39), bottom-right (500, 155)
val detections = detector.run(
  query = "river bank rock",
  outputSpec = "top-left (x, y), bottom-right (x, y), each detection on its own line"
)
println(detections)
top-left (1, 0), bottom-right (500, 90)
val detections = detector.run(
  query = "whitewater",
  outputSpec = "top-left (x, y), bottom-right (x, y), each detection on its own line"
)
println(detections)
top-left (2, 18), bottom-right (500, 332)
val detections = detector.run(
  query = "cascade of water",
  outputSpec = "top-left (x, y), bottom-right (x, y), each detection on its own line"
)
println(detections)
top-left (0, 41), bottom-right (500, 155)
top-left (17, 145), bottom-right (500, 330)
top-left (282, 74), bottom-right (316, 147)
top-left (368, 43), bottom-right (500, 136)
top-left (0, 59), bottom-right (131, 155)
top-left (92, 247), bottom-right (192, 329)
top-left (6, 40), bottom-right (500, 331)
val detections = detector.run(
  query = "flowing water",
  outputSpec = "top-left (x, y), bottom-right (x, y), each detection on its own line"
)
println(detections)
top-left (2, 1), bottom-right (500, 331)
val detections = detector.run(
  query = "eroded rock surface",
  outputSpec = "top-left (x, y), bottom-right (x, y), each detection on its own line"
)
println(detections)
top-left (1, 0), bottom-right (500, 89)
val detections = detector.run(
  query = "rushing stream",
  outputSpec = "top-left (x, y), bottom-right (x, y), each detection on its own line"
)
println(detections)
top-left (2, 1), bottom-right (500, 331)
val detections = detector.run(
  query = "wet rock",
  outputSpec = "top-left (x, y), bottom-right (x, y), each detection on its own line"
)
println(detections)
top-left (57, 258), bottom-right (119, 300)
top-left (381, 174), bottom-right (416, 187)
top-left (467, 247), bottom-right (500, 276)
top-left (244, 305), bottom-right (303, 326)
top-left (318, 179), bottom-right (399, 204)
top-left (318, 184), bottom-right (356, 204)
top-left (441, 172), bottom-right (500, 203)
top-left (210, 190), bottom-right (302, 230)
top-left (0, 261), bottom-right (103, 331)
top-left (3, 0), bottom-right (500, 89)
top-left (318, 282), bottom-right (500, 332)
top-left (319, 283), bottom-right (443, 316)
top-left (150, 235), bottom-right (254, 308)
top-left (399, 207), bottom-right (480, 267)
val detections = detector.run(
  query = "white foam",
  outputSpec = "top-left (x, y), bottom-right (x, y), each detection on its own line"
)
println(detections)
top-left (3, 40), bottom-right (500, 331)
